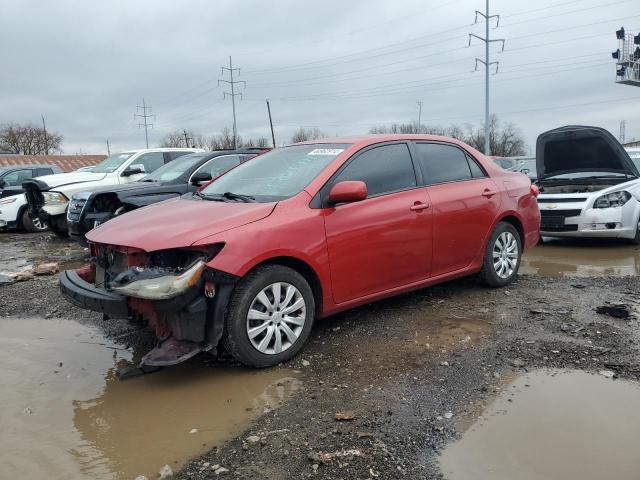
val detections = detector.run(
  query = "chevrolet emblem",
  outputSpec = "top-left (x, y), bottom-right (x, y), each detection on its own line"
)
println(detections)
top-left (547, 203), bottom-right (558, 209)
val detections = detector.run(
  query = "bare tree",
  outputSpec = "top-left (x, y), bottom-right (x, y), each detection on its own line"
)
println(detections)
top-left (159, 130), bottom-right (188, 148)
top-left (369, 117), bottom-right (526, 156)
top-left (290, 127), bottom-right (327, 143)
top-left (465, 116), bottom-right (526, 157)
top-left (0, 123), bottom-right (63, 154)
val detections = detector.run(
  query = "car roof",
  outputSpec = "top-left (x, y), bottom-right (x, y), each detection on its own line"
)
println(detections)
top-left (294, 134), bottom-right (482, 154)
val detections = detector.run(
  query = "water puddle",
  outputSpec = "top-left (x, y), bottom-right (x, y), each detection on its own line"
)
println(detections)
top-left (0, 231), bottom-right (86, 272)
top-left (521, 240), bottom-right (640, 277)
top-left (439, 369), bottom-right (640, 480)
top-left (410, 315), bottom-right (490, 350)
top-left (0, 317), bottom-right (301, 479)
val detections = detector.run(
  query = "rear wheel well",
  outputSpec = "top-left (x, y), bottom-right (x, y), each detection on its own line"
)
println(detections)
top-left (248, 257), bottom-right (323, 317)
top-left (498, 215), bottom-right (524, 246)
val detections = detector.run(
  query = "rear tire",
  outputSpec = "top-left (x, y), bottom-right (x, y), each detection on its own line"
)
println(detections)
top-left (21, 210), bottom-right (48, 232)
top-left (479, 222), bottom-right (522, 287)
top-left (222, 265), bottom-right (315, 368)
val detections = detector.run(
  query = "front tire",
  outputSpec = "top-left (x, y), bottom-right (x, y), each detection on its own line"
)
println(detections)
top-left (479, 222), bottom-right (522, 287)
top-left (21, 210), bottom-right (48, 232)
top-left (49, 217), bottom-right (69, 238)
top-left (222, 265), bottom-right (315, 368)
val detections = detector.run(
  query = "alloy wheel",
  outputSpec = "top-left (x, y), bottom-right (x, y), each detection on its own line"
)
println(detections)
top-left (493, 231), bottom-right (518, 279)
top-left (32, 217), bottom-right (47, 231)
top-left (246, 282), bottom-right (306, 355)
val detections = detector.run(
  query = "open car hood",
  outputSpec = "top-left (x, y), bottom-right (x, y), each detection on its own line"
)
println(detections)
top-left (86, 196), bottom-right (277, 250)
top-left (536, 126), bottom-right (639, 181)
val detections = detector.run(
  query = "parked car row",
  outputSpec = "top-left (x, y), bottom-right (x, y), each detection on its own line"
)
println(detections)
top-left (55, 134), bottom-right (540, 371)
top-left (4, 126), bottom-right (637, 372)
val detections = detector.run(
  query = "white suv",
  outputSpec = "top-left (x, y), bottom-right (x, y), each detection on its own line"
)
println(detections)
top-left (22, 148), bottom-right (202, 236)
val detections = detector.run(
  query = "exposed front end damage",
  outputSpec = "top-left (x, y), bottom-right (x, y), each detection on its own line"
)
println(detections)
top-left (59, 243), bottom-right (237, 371)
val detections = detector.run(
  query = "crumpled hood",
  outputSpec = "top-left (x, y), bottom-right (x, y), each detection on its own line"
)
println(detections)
top-left (86, 196), bottom-right (277, 250)
top-left (536, 126), bottom-right (639, 180)
top-left (29, 171), bottom-right (108, 190)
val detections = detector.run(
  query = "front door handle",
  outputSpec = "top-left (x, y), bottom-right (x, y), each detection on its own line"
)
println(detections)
top-left (410, 202), bottom-right (430, 212)
top-left (482, 189), bottom-right (497, 198)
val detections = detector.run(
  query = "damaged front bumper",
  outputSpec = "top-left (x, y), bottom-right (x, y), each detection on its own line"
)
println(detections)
top-left (59, 261), bottom-right (237, 369)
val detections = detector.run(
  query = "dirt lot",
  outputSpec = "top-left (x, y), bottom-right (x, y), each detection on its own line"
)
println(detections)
top-left (2, 231), bottom-right (640, 479)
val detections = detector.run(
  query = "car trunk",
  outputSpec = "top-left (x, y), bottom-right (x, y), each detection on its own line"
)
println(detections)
top-left (536, 125), bottom-right (639, 193)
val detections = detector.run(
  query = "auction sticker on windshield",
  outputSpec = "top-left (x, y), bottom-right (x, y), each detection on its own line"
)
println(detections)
top-left (308, 149), bottom-right (344, 155)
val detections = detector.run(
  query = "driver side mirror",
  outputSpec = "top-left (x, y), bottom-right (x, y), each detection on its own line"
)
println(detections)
top-left (328, 181), bottom-right (368, 205)
top-left (122, 164), bottom-right (145, 177)
top-left (0, 179), bottom-right (5, 188)
top-left (191, 171), bottom-right (212, 186)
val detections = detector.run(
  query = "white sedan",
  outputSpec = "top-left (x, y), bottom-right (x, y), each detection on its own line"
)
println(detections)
top-left (0, 193), bottom-right (48, 232)
top-left (536, 126), bottom-right (640, 243)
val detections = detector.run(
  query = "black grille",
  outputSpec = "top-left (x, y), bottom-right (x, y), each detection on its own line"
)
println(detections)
top-left (67, 198), bottom-right (87, 221)
top-left (540, 209), bottom-right (582, 217)
top-left (541, 224), bottom-right (579, 232)
top-left (538, 197), bottom-right (587, 203)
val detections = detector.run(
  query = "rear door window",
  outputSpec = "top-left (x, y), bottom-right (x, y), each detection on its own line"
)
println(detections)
top-left (333, 143), bottom-right (417, 197)
top-left (466, 155), bottom-right (486, 178)
top-left (133, 152), bottom-right (165, 173)
top-left (415, 143), bottom-right (473, 185)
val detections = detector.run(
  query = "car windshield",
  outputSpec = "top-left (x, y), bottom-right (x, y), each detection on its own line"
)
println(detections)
top-left (141, 153), bottom-right (208, 182)
top-left (199, 144), bottom-right (350, 202)
top-left (628, 154), bottom-right (640, 172)
top-left (92, 153), bottom-right (134, 173)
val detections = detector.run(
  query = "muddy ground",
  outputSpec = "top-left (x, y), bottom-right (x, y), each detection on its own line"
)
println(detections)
top-left (1, 231), bottom-right (640, 479)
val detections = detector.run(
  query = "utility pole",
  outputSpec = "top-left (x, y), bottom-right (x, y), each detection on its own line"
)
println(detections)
top-left (41, 115), bottom-right (49, 155)
top-left (266, 100), bottom-right (276, 148)
top-left (620, 120), bottom-right (626, 143)
top-left (106, 139), bottom-right (111, 156)
top-left (219, 56), bottom-right (245, 150)
top-left (417, 101), bottom-right (423, 133)
top-left (134, 98), bottom-right (155, 148)
top-left (469, 0), bottom-right (504, 155)
top-left (182, 129), bottom-right (193, 148)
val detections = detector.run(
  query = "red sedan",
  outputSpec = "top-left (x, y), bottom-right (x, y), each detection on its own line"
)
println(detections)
top-left (60, 135), bottom-right (540, 369)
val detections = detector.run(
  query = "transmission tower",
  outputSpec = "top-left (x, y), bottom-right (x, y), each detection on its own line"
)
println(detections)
top-left (417, 101), bottom-right (423, 132)
top-left (469, 0), bottom-right (504, 155)
top-left (219, 56), bottom-right (245, 150)
top-left (134, 98), bottom-right (155, 148)
top-left (182, 129), bottom-right (193, 148)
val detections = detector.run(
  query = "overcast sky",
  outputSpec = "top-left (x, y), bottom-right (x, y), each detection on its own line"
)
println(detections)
top-left (2, 0), bottom-right (639, 154)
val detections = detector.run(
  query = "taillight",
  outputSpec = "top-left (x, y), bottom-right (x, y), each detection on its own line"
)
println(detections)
top-left (530, 184), bottom-right (540, 197)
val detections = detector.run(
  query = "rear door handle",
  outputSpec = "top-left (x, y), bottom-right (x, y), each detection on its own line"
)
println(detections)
top-left (482, 189), bottom-right (497, 198)
top-left (410, 202), bottom-right (430, 211)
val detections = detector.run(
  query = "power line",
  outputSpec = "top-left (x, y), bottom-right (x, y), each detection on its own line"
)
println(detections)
top-left (470, 0), bottom-right (504, 154)
top-left (134, 97), bottom-right (155, 148)
top-left (219, 56), bottom-right (245, 150)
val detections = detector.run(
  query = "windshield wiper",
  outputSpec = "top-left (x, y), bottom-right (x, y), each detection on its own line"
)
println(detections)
top-left (193, 191), bottom-right (227, 202)
top-left (221, 191), bottom-right (256, 202)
